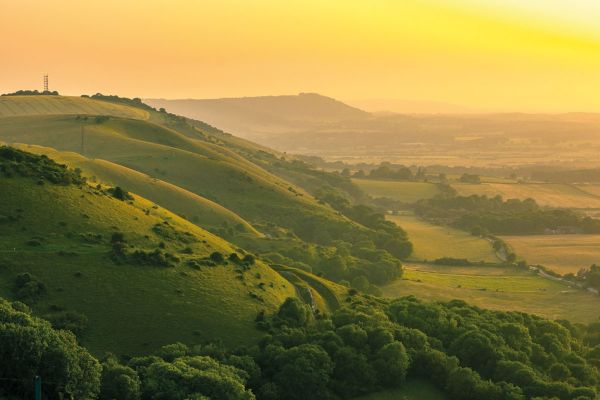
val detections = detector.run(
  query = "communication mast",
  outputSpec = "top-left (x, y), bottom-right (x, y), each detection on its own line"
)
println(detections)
top-left (43, 75), bottom-right (48, 92)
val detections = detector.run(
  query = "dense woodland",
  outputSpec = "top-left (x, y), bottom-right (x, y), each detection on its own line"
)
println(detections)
top-left (4, 294), bottom-right (600, 399)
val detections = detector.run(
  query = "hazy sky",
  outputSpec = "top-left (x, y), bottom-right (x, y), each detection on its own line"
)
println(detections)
top-left (2, 0), bottom-right (600, 112)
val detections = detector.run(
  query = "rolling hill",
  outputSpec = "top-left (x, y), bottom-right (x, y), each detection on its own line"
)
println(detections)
top-left (0, 107), bottom-right (363, 243)
top-left (0, 147), bottom-right (351, 356)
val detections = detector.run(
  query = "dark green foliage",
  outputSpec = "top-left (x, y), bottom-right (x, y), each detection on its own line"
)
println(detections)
top-left (2, 89), bottom-right (59, 96)
top-left (433, 257), bottom-right (473, 266)
top-left (415, 194), bottom-right (600, 235)
top-left (100, 356), bottom-right (141, 400)
top-left (44, 310), bottom-right (88, 336)
top-left (459, 173), bottom-right (481, 184)
top-left (210, 251), bottom-right (225, 263)
top-left (367, 162), bottom-right (413, 181)
top-left (275, 298), bottom-right (311, 328)
top-left (130, 343), bottom-right (255, 400)
top-left (0, 146), bottom-right (85, 185)
top-left (0, 299), bottom-right (101, 399)
top-left (373, 342), bottom-right (410, 386)
top-left (110, 186), bottom-right (133, 201)
top-left (13, 273), bottom-right (46, 302)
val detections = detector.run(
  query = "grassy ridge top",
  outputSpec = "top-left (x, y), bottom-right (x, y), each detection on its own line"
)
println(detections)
top-left (0, 95), bottom-right (150, 119)
top-left (0, 149), bottom-right (298, 355)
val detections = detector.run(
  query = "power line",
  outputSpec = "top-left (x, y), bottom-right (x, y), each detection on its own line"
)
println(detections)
top-left (43, 74), bottom-right (49, 93)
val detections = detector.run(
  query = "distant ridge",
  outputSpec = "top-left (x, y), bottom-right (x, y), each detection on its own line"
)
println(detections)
top-left (145, 93), bottom-right (369, 138)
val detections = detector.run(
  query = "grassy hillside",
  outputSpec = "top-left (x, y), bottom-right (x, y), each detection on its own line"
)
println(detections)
top-left (0, 96), bottom-right (414, 292)
top-left (0, 148), bottom-right (299, 356)
top-left (0, 95), bottom-right (149, 119)
top-left (501, 234), bottom-right (600, 274)
top-left (12, 143), bottom-right (261, 236)
top-left (452, 182), bottom-right (600, 208)
top-left (382, 264), bottom-right (600, 323)
top-left (387, 214), bottom-right (498, 263)
top-left (0, 114), bottom-right (365, 241)
top-left (353, 179), bottom-right (442, 204)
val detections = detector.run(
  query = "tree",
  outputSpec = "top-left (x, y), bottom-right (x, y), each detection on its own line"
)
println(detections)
top-left (373, 342), bottom-right (410, 387)
top-left (273, 344), bottom-right (333, 400)
top-left (0, 299), bottom-right (101, 399)
top-left (100, 356), bottom-right (141, 400)
top-left (141, 356), bottom-right (254, 400)
top-left (276, 298), bottom-right (311, 327)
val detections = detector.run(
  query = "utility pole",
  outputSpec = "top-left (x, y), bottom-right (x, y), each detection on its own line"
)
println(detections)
top-left (43, 75), bottom-right (49, 93)
top-left (34, 375), bottom-right (42, 400)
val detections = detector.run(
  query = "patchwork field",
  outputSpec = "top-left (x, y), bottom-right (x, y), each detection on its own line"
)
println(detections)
top-left (387, 214), bottom-right (498, 263)
top-left (452, 182), bottom-right (600, 208)
top-left (383, 264), bottom-right (600, 323)
top-left (353, 179), bottom-right (441, 203)
top-left (501, 234), bottom-right (600, 275)
top-left (352, 379), bottom-right (446, 400)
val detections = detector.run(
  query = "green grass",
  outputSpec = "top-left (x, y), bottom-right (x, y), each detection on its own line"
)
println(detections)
top-left (351, 379), bottom-right (446, 400)
top-left (0, 95), bottom-right (149, 120)
top-left (452, 182), bottom-right (600, 208)
top-left (387, 214), bottom-right (498, 262)
top-left (13, 143), bottom-right (261, 236)
top-left (501, 234), bottom-right (600, 274)
top-left (0, 176), bottom-right (297, 356)
top-left (352, 179), bottom-right (441, 204)
top-left (382, 264), bottom-right (600, 323)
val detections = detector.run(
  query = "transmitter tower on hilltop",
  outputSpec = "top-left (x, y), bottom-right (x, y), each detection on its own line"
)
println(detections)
top-left (43, 75), bottom-right (48, 92)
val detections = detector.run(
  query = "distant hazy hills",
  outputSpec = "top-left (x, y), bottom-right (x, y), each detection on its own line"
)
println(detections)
top-left (145, 93), bottom-right (368, 139)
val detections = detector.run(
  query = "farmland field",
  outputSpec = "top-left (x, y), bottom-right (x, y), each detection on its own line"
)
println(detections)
top-left (387, 214), bottom-right (498, 262)
top-left (0, 95), bottom-right (150, 119)
top-left (452, 182), bottom-right (600, 208)
top-left (501, 234), bottom-right (600, 275)
top-left (353, 179), bottom-right (442, 203)
top-left (383, 264), bottom-right (600, 323)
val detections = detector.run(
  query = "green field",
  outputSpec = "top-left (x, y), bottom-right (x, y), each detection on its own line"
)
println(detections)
top-left (452, 182), bottom-right (600, 208)
top-left (352, 379), bottom-right (446, 400)
top-left (387, 214), bottom-right (498, 262)
top-left (383, 264), bottom-right (600, 323)
top-left (352, 179), bottom-right (441, 203)
top-left (501, 234), bottom-right (600, 274)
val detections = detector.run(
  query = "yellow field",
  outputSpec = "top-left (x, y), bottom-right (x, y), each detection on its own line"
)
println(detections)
top-left (353, 179), bottom-right (441, 203)
top-left (387, 214), bottom-right (498, 262)
top-left (0, 95), bottom-right (150, 119)
top-left (452, 182), bottom-right (600, 208)
top-left (384, 264), bottom-right (600, 323)
top-left (501, 234), bottom-right (600, 274)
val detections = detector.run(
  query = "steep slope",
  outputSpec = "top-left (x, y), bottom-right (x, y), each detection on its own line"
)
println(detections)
top-left (0, 147), bottom-right (297, 356)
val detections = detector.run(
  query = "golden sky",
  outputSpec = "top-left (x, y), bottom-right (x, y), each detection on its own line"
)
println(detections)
top-left (2, 0), bottom-right (600, 111)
